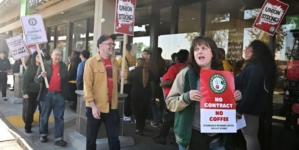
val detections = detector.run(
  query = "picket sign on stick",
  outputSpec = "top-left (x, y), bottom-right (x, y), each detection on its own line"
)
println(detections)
top-left (21, 57), bottom-right (27, 70)
top-left (258, 31), bottom-right (265, 40)
top-left (120, 35), bottom-right (128, 94)
top-left (36, 44), bottom-right (49, 88)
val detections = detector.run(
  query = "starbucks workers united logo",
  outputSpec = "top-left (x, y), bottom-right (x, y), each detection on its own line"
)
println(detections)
top-left (209, 74), bottom-right (227, 94)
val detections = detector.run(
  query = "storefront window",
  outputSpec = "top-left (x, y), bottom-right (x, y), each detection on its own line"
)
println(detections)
top-left (88, 18), bottom-right (94, 54)
top-left (48, 27), bottom-right (55, 53)
top-left (73, 20), bottom-right (87, 52)
top-left (56, 24), bottom-right (67, 62)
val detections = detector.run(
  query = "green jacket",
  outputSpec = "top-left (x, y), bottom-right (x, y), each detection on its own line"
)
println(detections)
top-left (165, 67), bottom-right (198, 148)
top-left (22, 64), bottom-right (40, 94)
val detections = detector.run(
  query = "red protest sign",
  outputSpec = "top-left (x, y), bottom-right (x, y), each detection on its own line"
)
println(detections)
top-left (114, 0), bottom-right (136, 36)
top-left (286, 60), bottom-right (299, 80)
top-left (200, 69), bottom-right (236, 133)
top-left (253, 0), bottom-right (289, 35)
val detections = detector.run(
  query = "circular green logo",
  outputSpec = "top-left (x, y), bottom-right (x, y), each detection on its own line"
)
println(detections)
top-left (209, 74), bottom-right (227, 94)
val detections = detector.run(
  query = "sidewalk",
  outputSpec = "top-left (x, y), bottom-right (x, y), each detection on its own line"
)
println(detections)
top-left (0, 89), bottom-right (299, 150)
top-left (0, 90), bottom-right (178, 150)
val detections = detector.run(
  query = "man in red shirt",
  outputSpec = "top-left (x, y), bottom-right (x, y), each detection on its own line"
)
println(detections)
top-left (35, 49), bottom-right (69, 147)
top-left (154, 49), bottom-right (189, 145)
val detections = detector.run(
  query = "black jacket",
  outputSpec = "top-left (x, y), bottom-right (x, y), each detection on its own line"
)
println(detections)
top-left (235, 63), bottom-right (268, 115)
top-left (35, 60), bottom-right (69, 101)
top-left (68, 57), bottom-right (81, 81)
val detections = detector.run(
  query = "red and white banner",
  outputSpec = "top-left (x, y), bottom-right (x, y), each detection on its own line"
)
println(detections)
top-left (253, 0), bottom-right (289, 35)
top-left (200, 69), bottom-right (236, 133)
top-left (114, 0), bottom-right (136, 36)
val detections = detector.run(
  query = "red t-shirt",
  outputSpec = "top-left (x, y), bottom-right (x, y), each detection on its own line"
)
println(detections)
top-left (48, 63), bottom-right (61, 91)
top-left (102, 57), bottom-right (113, 103)
top-left (162, 63), bottom-right (186, 97)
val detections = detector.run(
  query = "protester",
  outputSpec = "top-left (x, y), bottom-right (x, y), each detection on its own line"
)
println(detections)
top-left (154, 49), bottom-right (189, 145)
top-left (127, 58), bottom-right (155, 135)
top-left (166, 36), bottom-right (242, 150)
top-left (218, 48), bottom-right (233, 72)
top-left (68, 51), bottom-right (81, 110)
top-left (117, 44), bottom-right (136, 122)
top-left (142, 50), bottom-right (159, 127)
top-left (156, 47), bottom-right (166, 113)
top-left (35, 48), bottom-right (68, 147)
top-left (21, 52), bottom-right (41, 133)
top-left (0, 51), bottom-right (11, 101)
top-left (166, 52), bottom-right (177, 72)
top-left (84, 34), bottom-right (125, 150)
top-left (12, 59), bottom-right (21, 91)
top-left (76, 50), bottom-right (90, 90)
top-left (235, 40), bottom-right (276, 150)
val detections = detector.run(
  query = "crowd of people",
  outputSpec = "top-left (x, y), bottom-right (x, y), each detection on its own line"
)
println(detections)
top-left (0, 34), bottom-right (278, 150)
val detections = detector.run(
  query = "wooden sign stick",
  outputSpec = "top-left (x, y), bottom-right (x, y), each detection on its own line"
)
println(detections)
top-left (120, 35), bottom-right (128, 94)
top-left (36, 44), bottom-right (49, 88)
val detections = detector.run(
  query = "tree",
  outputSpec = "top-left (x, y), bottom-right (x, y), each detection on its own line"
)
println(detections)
top-left (134, 42), bottom-right (148, 58)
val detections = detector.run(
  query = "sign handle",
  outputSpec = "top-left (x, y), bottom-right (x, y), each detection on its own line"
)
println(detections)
top-left (120, 35), bottom-right (128, 94)
top-left (258, 31), bottom-right (265, 40)
top-left (36, 44), bottom-right (49, 88)
top-left (21, 58), bottom-right (27, 70)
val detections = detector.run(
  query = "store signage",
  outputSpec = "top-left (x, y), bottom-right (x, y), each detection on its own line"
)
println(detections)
top-left (200, 69), bottom-right (236, 133)
top-left (286, 60), bottom-right (299, 80)
top-left (28, 0), bottom-right (48, 9)
top-left (286, 15), bottom-right (299, 30)
top-left (114, 0), bottom-right (136, 36)
top-left (253, 0), bottom-right (289, 35)
top-left (5, 35), bottom-right (30, 60)
top-left (21, 14), bottom-right (48, 45)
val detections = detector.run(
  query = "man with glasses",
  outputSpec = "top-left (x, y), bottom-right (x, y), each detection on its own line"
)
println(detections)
top-left (35, 48), bottom-right (68, 147)
top-left (84, 34), bottom-right (125, 150)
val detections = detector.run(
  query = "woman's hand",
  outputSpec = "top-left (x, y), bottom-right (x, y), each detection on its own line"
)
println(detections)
top-left (234, 90), bottom-right (242, 101)
top-left (189, 90), bottom-right (202, 102)
top-left (23, 94), bottom-right (29, 99)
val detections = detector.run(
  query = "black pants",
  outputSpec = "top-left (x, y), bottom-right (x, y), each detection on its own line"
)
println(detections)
top-left (158, 119), bottom-right (174, 138)
top-left (189, 129), bottom-right (221, 150)
top-left (132, 96), bottom-right (150, 130)
top-left (124, 84), bottom-right (132, 117)
top-left (0, 73), bottom-right (7, 97)
top-left (69, 83), bottom-right (77, 109)
top-left (22, 92), bottom-right (39, 130)
top-left (77, 83), bottom-right (83, 90)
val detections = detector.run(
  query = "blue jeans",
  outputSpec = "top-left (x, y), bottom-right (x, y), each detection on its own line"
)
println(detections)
top-left (150, 100), bottom-right (158, 123)
top-left (178, 138), bottom-right (225, 150)
top-left (40, 92), bottom-right (65, 141)
top-left (86, 107), bottom-right (120, 150)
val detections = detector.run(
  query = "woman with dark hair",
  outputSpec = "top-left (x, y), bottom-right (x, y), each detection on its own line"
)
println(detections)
top-left (154, 49), bottom-right (189, 145)
top-left (21, 52), bottom-right (41, 133)
top-left (127, 58), bottom-right (155, 135)
top-left (235, 40), bottom-right (276, 150)
top-left (166, 36), bottom-right (242, 150)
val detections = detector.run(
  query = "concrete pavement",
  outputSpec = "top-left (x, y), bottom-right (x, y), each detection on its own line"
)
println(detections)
top-left (0, 88), bottom-right (298, 150)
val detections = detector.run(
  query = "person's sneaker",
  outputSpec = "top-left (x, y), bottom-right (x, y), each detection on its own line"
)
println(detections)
top-left (123, 116), bottom-right (131, 122)
top-left (55, 139), bottom-right (67, 147)
top-left (3, 97), bottom-right (7, 101)
top-left (150, 121), bottom-right (159, 127)
top-left (135, 129), bottom-right (144, 136)
top-left (131, 119), bottom-right (136, 124)
top-left (25, 129), bottom-right (32, 133)
top-left (40, 136), bottom-right (48, 143)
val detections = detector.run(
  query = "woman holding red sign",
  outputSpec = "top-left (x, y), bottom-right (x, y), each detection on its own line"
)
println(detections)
top-left (235, 40), bottom-right (276, 150)
top-left (166, 36), bottom-right (242, 150)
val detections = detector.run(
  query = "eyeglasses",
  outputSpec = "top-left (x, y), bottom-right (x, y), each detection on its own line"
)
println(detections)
top-left (102, 43), bottom-right (116, 46)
